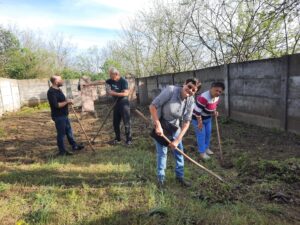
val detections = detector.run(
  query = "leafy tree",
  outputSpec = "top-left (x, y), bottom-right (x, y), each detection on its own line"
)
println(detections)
top-left (0, 27), bottom-right (20, 54)
top-left (4, 48), bottom-right (39, 79)
top-left (61, 68), bottom-right (82, 79)
top-left (100, 59), bottom-right (126, 79)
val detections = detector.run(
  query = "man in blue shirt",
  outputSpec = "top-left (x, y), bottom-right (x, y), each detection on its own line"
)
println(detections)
top-left (47, 75), bottom-right (84, 156)
top-left (106, 67), bottom-right (132, 145)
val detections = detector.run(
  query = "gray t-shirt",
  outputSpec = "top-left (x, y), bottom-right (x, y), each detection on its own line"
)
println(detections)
top-left (151, 85), bottom-right (195, 127)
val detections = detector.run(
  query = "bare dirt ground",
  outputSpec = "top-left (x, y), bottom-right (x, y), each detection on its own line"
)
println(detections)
top-left (0, 103), bottom-right (300, 224)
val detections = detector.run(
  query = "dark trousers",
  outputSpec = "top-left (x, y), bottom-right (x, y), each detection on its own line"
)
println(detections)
top-left (54, 116), bottom-right (77, 153)
top-left (113, 100), bottom-right (132, 141)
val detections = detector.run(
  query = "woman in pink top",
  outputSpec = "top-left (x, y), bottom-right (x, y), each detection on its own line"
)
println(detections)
top-left (192, 82), bottom-right (225, 160)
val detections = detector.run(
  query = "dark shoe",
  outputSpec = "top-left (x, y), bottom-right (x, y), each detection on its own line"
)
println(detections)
top-left (72, 144), bottom-right (84, 151)
top-left (57, 151), bottom-right (73, 156)
top-left (112, 139), bottom-right (121, 145)
top-left (176, 177), bottom-right (191, 188)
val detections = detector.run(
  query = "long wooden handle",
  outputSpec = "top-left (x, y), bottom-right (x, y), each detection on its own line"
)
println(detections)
top-left (215, 115), bottom-right (224, 162)
top-left (70, 105), bottom-right (95, 152)
top-left (133, 109), bottom-right (224, 182)
top-left (91, 98), bottom-right (118, 143)
top-left (162, 134), bottom-right (225, 182)
top-left (134, 109), bottom-right (150, 126)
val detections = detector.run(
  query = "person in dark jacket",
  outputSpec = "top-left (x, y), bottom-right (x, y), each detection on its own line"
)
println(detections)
top-left (82, 67), bottom-right (132, 145)
top-left (106, 67), bottom-right (132, 145)
top-left (47, 75), bottom-right (84, 156)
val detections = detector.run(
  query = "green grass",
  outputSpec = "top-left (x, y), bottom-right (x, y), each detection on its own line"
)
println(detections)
top-left (15, 102), bottom-right (50, 116)
top-left (0, 137), bottom-right (297, 225)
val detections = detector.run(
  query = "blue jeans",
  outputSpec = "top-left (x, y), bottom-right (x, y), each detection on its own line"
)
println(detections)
top-left (192, 118), bottom-right (212, 153)
top-left (155, 129), bottom-right (184, 182)
top-left (54, 116), bottom-right (77, 153)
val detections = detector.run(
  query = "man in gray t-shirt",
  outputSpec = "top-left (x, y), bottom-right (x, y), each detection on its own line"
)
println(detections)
top-left (149, 78), bottom-right (201, 188)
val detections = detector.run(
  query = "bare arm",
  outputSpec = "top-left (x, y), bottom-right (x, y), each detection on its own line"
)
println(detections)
top-left (176, 121), bottom-right (190, 141)
top-left (83, 80), bottom-right (105, 87)
top-left (58, 99), bottom-right (72, 108)
top-left (109, 89), bottom-right (129, 97)
top-left (149, 104), bottom-right (163, 136)
top-left (169, 121), bottom-right (190, 149)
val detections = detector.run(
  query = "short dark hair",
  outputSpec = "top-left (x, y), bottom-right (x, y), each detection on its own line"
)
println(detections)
top-left (185, 78), bottom-right (202, 91)
top-left (50, 76), bottom-right (57, 84)
top-left (211, 81), bottom-right (225, 90)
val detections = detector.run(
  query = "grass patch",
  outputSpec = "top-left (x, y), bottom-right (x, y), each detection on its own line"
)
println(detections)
top-left (0, 116), bottom-right (298, 225)
top-left (16, 102), bottom-right (50, 115)
top-left (234, 156), bottom-right (300, 183)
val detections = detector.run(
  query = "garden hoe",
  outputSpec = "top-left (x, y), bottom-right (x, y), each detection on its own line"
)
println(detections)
top-left (161, 134), bottom-right (225, 183)
top-left (91, 98), bottom-right (118, 144)
top-left (134, 109), bottom-right (226, 183)
top-left (215, 115), bottom-right (224, 163)
top-left (215, 115), bottom-right (234, 169)
top-left (70, 105), bottom-right (95, 152)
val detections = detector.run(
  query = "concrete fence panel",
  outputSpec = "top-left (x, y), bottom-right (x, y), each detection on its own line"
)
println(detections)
top-left (137, 77), bottom-right (148, 105)
top-left (18, 79), bottom-right (50, 106)
top-left (147, 76), bottom-right (159, 103)
top-left (157, 74), bottom-right (173, 89)
top-left (173, 71), bottom-right (194, 86)
top-left (0, 78), bottom-right (20, 113)
top-left (230, 58), bottom-right (282, 79)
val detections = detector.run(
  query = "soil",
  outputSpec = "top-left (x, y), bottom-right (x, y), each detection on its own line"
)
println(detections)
top-left (0, 103), bottom-right (300, 222)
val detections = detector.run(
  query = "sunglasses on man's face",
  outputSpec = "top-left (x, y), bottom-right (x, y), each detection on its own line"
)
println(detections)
top-left (187, 84), bottom-right (197, 93)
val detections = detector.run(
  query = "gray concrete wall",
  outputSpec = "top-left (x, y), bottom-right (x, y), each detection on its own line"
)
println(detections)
top-left (136, 54), bottom-right (300, 134)
top-left (229, 57), bottom-right (283, 129)
top-left (0, 77), bottom-right (137, 117)
top-left (0, 78), bottom-right (80, 116)
top-left (18, 79), bottom-right (51, 106)
top-left (0, 78), bottom-right (21, 116)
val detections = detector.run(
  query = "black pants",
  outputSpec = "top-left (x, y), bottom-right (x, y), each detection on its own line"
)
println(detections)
top-left (113, 100), bottom-right (132, 141)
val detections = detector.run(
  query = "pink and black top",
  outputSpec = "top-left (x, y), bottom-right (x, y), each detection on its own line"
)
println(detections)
top-left (192, 90), bottom-right (219, 120)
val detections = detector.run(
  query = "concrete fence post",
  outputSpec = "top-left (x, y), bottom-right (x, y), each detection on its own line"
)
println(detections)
top-left (224, 64), bottom-right (230, 118)
top-left (193, 70), bottom-right (196, 78)
top-left (280, 55), bottom-right (289, 130)
top-left (135, 78), bottom-right (139, 104)
top-left (172, 74), bottom-right (175, 85)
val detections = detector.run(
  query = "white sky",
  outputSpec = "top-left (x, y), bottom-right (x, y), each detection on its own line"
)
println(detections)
top-left (0, 0), bottom-right (151, 49)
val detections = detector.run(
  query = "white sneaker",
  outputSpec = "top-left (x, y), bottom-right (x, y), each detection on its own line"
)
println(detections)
top-left (206, 148), bottom-right (214, 155)
top-left (200, 153), bottom-right (211, 160)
